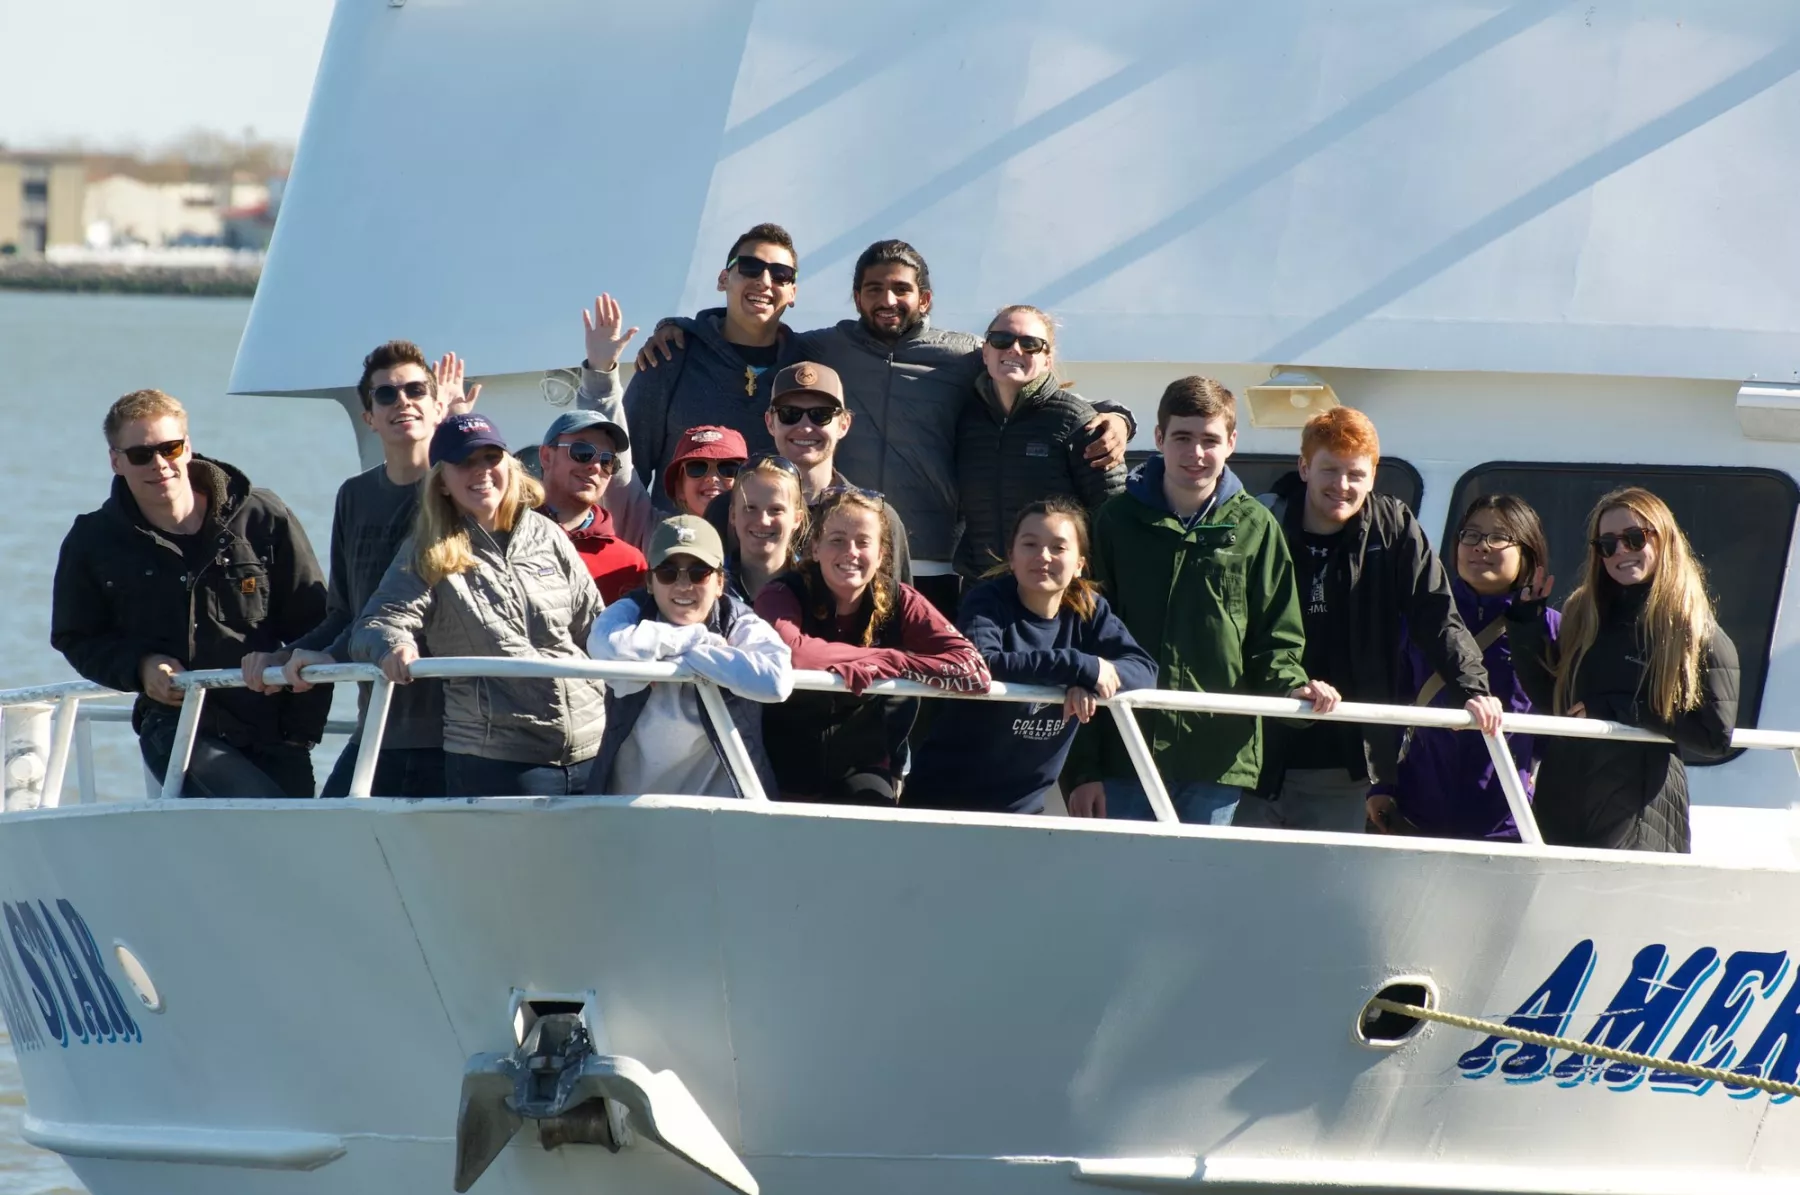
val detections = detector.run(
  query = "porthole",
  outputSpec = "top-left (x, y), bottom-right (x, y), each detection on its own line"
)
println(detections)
top-left (112, 941), bottom-right (163, 1013)
top-left (1355, 976), bottom-right (1438, 1048)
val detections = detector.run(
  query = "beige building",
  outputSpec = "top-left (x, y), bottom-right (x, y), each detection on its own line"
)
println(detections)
top-left (82, 174), bottom-right (269, 248)
top-left (0, 153), bottom-right (86, 255)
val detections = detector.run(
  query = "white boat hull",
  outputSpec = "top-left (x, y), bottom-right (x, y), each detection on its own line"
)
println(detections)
top-left (2, 795), bottom-right (1797, 1194)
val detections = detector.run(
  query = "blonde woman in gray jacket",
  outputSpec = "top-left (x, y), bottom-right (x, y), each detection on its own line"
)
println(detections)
top-left (351, 414), bottom-right (607, 796)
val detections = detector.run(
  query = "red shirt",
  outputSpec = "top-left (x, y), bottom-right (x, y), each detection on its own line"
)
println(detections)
top-left (548, 505), bottom-right (647, 604)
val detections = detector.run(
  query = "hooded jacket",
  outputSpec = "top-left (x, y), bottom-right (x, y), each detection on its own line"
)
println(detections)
top-left (350, 508), bottom-right (606, 766)
top-left (1508, 584), bottom-right (1737, 853)
top-left (1065, 460), bottom-right (1308, 790)
top-left (953, 372), bottom-right (1127, 579)
top-left (1257, 471), bottom-right (1490, 791)
top-left (51, 456), bottom-right (331, 748)
top-left (549, 503), bottom-right (647, 604)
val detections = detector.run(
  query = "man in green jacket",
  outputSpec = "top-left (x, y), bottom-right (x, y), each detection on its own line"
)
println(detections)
top-left (1065, 377), bottom-right (1338, 824)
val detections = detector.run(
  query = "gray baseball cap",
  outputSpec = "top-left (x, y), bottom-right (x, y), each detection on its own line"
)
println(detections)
top-left (541, 409), bottom-right (629, 452)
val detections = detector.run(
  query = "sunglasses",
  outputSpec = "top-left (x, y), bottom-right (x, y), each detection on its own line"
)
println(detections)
top-left (816, 483), bottom-right (884, 504)
top-left (549, 441), bottom-right (620, 472)
top-left (1456, 529), bottom-right (1518, 551)
top-left (985, 331), bottom-right (1049, 354)
top-left (114, 438), bottom-right (188, 467)
top-left (652, 561), bottom-right (718, 585)
top-left (773, 404), bottom-right (843, 427)
top-left (748, 453), bottom-right (802, 476)
top-left (372, 380), bottom-right (432, 406)
top-left (682, 459), bottom-right (744, 481)
top-left (1593, 527), bottom-right (1654, 558)
top-left (728, 256), bottom-right (798, 287)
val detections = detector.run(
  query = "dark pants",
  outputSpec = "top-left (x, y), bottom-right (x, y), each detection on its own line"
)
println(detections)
top-left (139, 714), bottom-right (315, 799)
top-left (319, 740), bottom-right (448, 798)
top-left (780, 772), bottom-right (899, 806)
top-left (445, 752), bottom-right (594, 797)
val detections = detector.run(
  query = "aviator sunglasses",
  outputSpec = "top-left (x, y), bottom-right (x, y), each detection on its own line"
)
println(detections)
top-left (682, 459), bottom-right (744, 481)
top-left (728, 256), bottom-right (798, 287)
top-left (984, 330), bottom-right (1050, 354)
top-left (372, 380), bottom-right (432, 406)
top-left (652, 561), bottom-right (718, 585)
top-left (1592, 526), bottom-right (1655, 558)
top-left (114, 438), bottom-right (189, 467)
top-left (548, 441), bottom-right (620, 473)
top-left (773, 403), bottom-right (843, 426)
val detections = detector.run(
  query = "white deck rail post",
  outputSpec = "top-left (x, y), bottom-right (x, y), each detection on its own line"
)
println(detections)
top-left (75, 712), bottom-right (97, 806)
top-left (1481, 722), bottom-right (1544, 846)
top-left (158, 686), bottom-right (207, 801)
top-left (695, 681), bottom-right (769, 802)
top-left (346, 677), bottom-right (395, 799)
top-left (1108, 697), bottom-right (1178, 824)
top-left (2, 700), bottom-right (53, 812)
top-left (37, 694), bottom-right (82, 810)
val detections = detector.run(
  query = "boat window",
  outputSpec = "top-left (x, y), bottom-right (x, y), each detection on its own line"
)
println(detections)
top-left (1123, 451), bottom-right (1425, 513)
top-left (1444, 463), bottom-right (1798, 739)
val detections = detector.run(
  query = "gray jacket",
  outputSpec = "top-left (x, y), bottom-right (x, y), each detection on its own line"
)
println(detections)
top-left (350, 509), bottom-right (606, 766)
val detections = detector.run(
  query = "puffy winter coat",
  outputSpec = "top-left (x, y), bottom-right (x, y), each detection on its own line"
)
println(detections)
top-left (350, 509), bottom-right (606, 766)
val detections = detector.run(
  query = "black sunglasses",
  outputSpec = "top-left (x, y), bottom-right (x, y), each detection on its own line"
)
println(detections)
top-left (372, 380), bottom-right (432, 406)
top-left (1592, 527), bottom-right (1654, 558)
top-left (682, 459), bottom-right (744, 480)
top-left (549, 442), bottom-right (620, 473)
top-left (773, 404), bottom-right (843, 426)
top-left (985, 331), bottom-right (1049, 354)
top-left (652, 561), bottom-right (718, 585)
top-left (114, 438), bottom-right (188, 467)
top-left (816, 483), bottom-right (883, 504)
top-left (728, 256), bottom-right (798, 286)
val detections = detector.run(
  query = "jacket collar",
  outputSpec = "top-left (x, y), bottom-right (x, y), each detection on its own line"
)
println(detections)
top-left (1126, 457), bottom-right (1244, 524)
top-left (103, 455), bottom-right (240, 541)
top-left (544, 502), bottom-right (619, 545)
top-left (974, 370), bottom-right (1060, 420)
top-left (1272, 469), bottom-right (1376, 582)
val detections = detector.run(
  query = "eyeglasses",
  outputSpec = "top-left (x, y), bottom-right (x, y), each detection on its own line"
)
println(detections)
top-left (1456, 529), bottom-right (1518, 551)
top-left (652, 561), bottom-right (718, 585)
top-left (1593, 527), bottom-right (1654, 558)
top-left (773, 404), bottom-right (843, 426)
top-left (371, 381), bottom-right (432, 406)
top-left (728, 256), bottom-right (798, 287)
top-left (816, 483), bottom-right (883, 504)
top-left (682, 459), bottom-right (744, 481)
top-left (113, 438), bottom-right (188, 467)
top-left (549, 442), bottom-right (620, 473)
top-left (984, 331), bottom-right (1049, 354)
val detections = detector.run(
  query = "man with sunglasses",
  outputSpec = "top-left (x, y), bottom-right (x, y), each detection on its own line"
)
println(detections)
top-left (536, 410), bottom-right (647, 602)
top-left (53, 389), bottom-right (330, 798)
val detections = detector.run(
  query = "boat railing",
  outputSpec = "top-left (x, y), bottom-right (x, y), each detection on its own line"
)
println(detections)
top-left (4, 659), bottom-right (1800, 845)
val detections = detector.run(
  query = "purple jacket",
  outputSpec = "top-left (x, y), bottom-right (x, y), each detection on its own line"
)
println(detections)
top-left (1373, 579), bottom-right (1560, 841)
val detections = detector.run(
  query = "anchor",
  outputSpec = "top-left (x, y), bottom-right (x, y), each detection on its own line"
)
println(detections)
top-left (454, 1008), bottom-right (757, 1194)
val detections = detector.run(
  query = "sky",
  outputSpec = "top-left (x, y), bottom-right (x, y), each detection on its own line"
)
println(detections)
top-left (0, 0), bottom-right (336, 150)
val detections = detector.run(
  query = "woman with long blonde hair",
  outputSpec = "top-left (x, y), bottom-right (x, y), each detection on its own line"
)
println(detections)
top-left (1507, 486), bottom-right (1738, 852)
top-left (352, 415), bottom-right (608, 796)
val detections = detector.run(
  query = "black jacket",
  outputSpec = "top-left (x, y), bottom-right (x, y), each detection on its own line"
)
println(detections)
top-left (953, 372), bottom-right (1126, 579)
top-left (1508, 585), bottom-right (1738, 852)
top-left (51, 457), bottom-right (331, 748)
top-left (1259, 472), bottom-right (1489, 789)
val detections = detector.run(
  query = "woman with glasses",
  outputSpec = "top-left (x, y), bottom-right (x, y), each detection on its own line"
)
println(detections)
top-left (952, 305), bottom-right (1127, 581)
top-left (665, 425), bottom-right (748, 519)
top-left (754, 488), bottom-right (991, 804)
top-left (1367, 495), bottom-right (1560, 841)
top-left (1507, 487), bottom-right (1738, 852)
top-left (587, 516), bottom-right (791, 798)
top-left (350, 414), bottom-right (608, 797)
top-left (724, 456), bottom-right (809, 602)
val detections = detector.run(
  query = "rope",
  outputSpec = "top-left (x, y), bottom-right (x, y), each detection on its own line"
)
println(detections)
top-left (1369, 998), bottom-right (1800, 1099)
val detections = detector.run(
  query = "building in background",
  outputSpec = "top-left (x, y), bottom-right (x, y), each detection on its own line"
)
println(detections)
top-left (81, 170), bottom-right (271, 249)
top-left (0, 152), bottom-right (86, 255)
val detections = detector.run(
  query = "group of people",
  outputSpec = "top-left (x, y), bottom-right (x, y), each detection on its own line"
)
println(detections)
top-left (48, 227), bottom-right (1741, 852)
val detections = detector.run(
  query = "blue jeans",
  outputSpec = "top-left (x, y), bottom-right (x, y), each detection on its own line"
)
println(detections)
top-left (320, 741), bottom-right (447, 798)
top-left (445, 753), bottom-right (594, 797)
top-left (1103, 777), bottom-right (1242, 825)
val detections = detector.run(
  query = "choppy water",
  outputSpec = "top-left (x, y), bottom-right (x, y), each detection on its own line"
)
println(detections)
top-left (0, 290), bottom-right (360, 1191)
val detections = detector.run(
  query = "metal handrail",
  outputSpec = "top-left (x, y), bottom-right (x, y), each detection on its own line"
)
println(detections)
top-left (2, 658), bottom-right (1787, 841)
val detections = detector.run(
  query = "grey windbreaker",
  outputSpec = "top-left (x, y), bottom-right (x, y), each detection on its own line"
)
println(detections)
top-left (350, 509), bottom-right (606, 766)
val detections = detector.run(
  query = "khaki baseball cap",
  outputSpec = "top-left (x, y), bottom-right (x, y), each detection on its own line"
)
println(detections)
top-left (647, 515), bottom-right (725, 570)
top-left (770, 361), bottom-right (844, 406)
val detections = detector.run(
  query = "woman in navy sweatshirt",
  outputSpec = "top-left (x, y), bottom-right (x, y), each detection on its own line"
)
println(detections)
top-left (908, 498), bottom-right (1158, 813)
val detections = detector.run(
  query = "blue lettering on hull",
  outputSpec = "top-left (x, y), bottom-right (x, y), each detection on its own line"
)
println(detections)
top-left (0, 898), bottom-right (142, 1051)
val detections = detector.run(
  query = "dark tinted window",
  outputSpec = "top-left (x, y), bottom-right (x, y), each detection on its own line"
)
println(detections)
top-left (1124, 450), bottom-right (1424, 513)
top-left (1445, 463), bottom-right (1796, 734)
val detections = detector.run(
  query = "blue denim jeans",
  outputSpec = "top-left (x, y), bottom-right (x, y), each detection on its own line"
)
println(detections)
top-left (1103, 777), bottom-right (1242, 825)
top-left (320, 741), bottom-right (447, 798)
top-left (445, 753), bottom-right (593, 797)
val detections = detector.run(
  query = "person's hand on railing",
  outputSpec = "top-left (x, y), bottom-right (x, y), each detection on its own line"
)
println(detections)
top-left (1091, 658), bottom-right (1121, 700)
top-left (139, 654), bottom-right (187, 706)
top-left (1289, 679), bottom-right (1340, 712)
top-left (1066, 781), bottom-right (1106, 818)
top-left (241, 649), bottom-right (292, 694)
top-left (583, 293), bottom-right (640, 372)
top-left (379, 644), bottom-right (419, 684)
top-left (1566, 701), bottom-right (1587, 718)
top-left (1466, 695), bottom-right (1504, 734)
top-left (1063, 686), bottom-right (1099, 724)
top-left (280, 648), bottom-right (337, 693)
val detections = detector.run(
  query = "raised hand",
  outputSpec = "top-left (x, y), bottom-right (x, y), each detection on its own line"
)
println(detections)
top-left (435, 352), bottom-right (481, 414)
top-left (582, 293), bottom-right (641, 373)
top-left (1517, 566), bottom-right (1555, 603)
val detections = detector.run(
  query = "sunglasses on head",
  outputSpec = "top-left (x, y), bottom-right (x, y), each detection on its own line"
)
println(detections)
top-left (682, 459), bottom-right (744, 481)
top-left (372, 380), bottom-right (432, 406)
top-left (652, 561), bottom-right (718, 585)
top-left (549, 441), bottom-right (619, 472)
top-left (984, 331), bottom-right (1049, 354)
top-left (816, 483), bottom-right (884, 504)
top-left (1592, 526), bottom-right (1654, 558)
top-left (1456, 529), bottom-right (1518, 551)
top-left (728, 256), bottom-right (798, 287)
top-left (114, 438), bottom-right (188, 467)
top-left (773, 403), bottom-right (843, 427)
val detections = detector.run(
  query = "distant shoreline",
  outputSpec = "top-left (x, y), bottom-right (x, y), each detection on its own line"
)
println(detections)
top-left (0, 261), bottom-right (258, 298)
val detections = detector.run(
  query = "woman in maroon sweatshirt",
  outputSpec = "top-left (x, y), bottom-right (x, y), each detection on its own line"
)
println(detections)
top-left (754, 488), bottom-right (990, 803)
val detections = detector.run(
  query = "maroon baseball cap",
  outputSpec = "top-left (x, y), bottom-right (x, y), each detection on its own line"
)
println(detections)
top-left (663, 425), bottom-right (749, 500)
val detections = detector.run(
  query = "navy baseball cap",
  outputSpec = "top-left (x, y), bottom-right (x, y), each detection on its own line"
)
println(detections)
top-left (429, 413), bottom-right (508, 466)
top-left (541, 410), bottom-right (630, 452)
